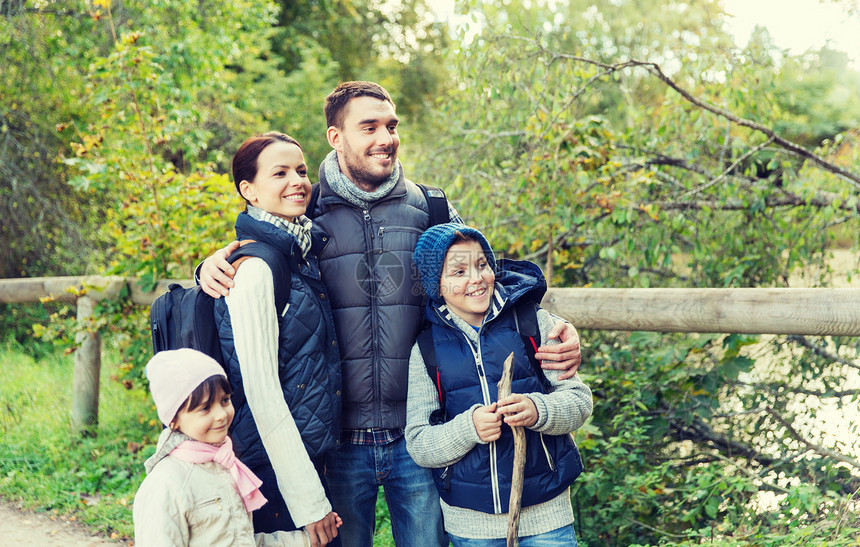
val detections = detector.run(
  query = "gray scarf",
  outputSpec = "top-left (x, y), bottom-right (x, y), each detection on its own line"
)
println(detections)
top-left (246, 205), bottom-right (313, 259)
top-left (322, 150), bottom-right (401, 209)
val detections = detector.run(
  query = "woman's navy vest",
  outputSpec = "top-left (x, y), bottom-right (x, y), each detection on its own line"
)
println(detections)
top-left (427, 261), bottom-right (582, 514)
top-left (214, 213), bottom-right (341, 472)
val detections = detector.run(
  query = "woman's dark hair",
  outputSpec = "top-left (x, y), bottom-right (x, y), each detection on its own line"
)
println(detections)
top-left (177, 374), bottom-right (233, 416)
top-left (232, 131), bottom-right (301, 198)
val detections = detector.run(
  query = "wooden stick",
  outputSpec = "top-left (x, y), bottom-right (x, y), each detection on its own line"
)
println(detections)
top-left (498, 352), bottom-right (525, 547)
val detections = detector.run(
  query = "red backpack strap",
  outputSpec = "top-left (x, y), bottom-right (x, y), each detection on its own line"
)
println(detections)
top-left (514, 301), bottom-right (552, 392)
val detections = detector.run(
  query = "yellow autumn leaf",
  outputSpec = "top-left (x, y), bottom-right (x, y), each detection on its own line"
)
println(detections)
top-left (93, 0), bottom-right (111, 9)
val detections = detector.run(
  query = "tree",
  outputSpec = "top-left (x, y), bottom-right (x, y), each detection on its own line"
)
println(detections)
top-left (415, 1), bottom-right (860, 544)
top-left (270, 0), bottom-right (452, 135)
top-left (0, 1), bottom-right (103, 278)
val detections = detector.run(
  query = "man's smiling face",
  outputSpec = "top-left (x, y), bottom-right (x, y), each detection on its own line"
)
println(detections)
top-left (328, 95), bottom-right (400, 191)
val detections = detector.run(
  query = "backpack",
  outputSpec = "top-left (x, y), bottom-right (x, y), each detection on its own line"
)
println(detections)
top-left (149, 241), bottom-right (293, 367)
top-left (307, 182), bottom-right (450, 226)
top-left (417, 301), bottom-right (548, 423)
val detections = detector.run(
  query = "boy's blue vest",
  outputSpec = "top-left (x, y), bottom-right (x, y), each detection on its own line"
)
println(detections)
top-left (426, 259), bottom-right (583, 514)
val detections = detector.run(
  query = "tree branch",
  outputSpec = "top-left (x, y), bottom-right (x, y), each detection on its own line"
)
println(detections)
top-left (505, 35), bottom-right (860, 190)
top-left (765, 407), bottom-right (860, 469)
top-left (639, 61), bottom-right (860, 190)
top-left (649, 190), bottom-right (860, 213)
top-left (677, 137), bottom-right (775, 200)
top-left (669, 415), bottom-right (771, 463)
top-left (788, 335), bottom-right (860, 371)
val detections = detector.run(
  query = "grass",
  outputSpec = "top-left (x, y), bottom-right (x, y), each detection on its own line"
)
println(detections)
top-left (0, 342), bottom-right (399, 545)
top-left (0, 341), bottom-right (155, 541)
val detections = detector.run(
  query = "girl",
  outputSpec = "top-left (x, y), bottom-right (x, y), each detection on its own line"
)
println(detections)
top-left (133, 348), bottom-right (319, 546)
top-left (406, 223), bottom-right (594, 546)
top-left (214, 132), bottom-right (341, 546)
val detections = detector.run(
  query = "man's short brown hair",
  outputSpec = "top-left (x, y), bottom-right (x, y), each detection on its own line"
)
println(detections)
top-left (324, 81), bottom-right (395, 129)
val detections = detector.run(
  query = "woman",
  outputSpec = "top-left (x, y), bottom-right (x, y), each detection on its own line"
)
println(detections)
top-left (214, 132), bottom-right (341, 546)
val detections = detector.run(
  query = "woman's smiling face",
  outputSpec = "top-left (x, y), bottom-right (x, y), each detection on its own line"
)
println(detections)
top-left (239, 140), bottom-right (310, 222)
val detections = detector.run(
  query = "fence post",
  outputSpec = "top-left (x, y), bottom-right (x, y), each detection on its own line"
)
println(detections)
top-left (72, 295), bottom-right (101, 436)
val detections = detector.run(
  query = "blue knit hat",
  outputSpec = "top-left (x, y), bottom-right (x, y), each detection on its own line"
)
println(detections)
top-left (414, 223), bottom-right (496, 302)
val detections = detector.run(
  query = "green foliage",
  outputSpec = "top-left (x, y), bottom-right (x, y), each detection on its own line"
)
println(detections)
top-left (571, 330), bottom-right (860, 545)
top-left (0, 1), bottom-right (102, 278)
top-left (0, 343), bottom-right (402, 543)
top-left (374, 489), bottom-right (396, 547)
top-left (0, 302), bottom-right (74, 361)
top-left (271, 0), bottom-right (452, 126)
top-left (413, 1), bottom-right (860, 544)
top-left (64, 0), bottom-right (272, 281)
top-left (0, 343), bottom-right (156, 541)
top-left (6, 0), bottom-right (860, 543)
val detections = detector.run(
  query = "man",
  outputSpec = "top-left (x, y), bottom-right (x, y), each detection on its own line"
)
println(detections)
top-left (199, 81), bottom-right (582, 547)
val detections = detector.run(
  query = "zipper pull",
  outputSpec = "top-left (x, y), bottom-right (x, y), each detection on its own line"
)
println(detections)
top-left (216, 497), bottom-right (222, 510)
top-left (364, 210), bottom-right (374, 238)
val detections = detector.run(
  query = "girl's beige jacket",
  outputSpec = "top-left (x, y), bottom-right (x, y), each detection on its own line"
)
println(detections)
top-left (133, 428), bottom-right (309, 547)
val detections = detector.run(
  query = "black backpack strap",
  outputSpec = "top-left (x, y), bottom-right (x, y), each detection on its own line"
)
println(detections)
top-left (417, 325), bottom-right (447, 424)
top-left (227, 242), bottom-right (293, 315)
top-left (513, 300), bottom-right (551, 391)
top-left (307, 183), bottom-right (321, 216)
top-left (417, 183), bottom-right (450, 227)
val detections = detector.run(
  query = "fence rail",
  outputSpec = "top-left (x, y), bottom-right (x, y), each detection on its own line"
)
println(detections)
top-left (3, 276), bottom-right (859, 435)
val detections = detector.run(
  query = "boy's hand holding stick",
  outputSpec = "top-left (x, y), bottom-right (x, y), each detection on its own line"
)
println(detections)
top-left (497, 352), bottom-right (524, 547)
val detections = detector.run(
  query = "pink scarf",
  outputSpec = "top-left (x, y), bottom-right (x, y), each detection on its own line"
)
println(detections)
top-left (170, 436), bottom-right (267, 512)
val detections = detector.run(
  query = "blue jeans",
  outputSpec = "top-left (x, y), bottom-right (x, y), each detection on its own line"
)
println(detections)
top-left (449, 524), bottom-right (577, 547)
top-left (325, 437), bottom-right (447, 547)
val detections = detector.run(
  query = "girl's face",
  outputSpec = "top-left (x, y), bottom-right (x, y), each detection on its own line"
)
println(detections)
top-left (171, 384), bottom-right (234, 445)
top-left (240, 141), bottom-right (311, 222)
top-left (440, 239), bottom-right (495, 327)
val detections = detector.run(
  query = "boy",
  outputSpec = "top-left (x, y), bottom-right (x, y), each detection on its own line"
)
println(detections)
top-left (405, 224), bottom-right (593, 546)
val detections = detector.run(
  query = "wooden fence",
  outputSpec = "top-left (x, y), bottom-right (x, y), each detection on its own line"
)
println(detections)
top-left (2, 276), bottom-right (859, 435)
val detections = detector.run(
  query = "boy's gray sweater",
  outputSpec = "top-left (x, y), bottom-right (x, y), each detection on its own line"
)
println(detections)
top-left (405, 305), bottom-right (593, 540)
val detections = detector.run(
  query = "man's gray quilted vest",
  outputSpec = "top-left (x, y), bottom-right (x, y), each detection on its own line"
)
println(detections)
top-left (310, 167), bottom-right (432, 430)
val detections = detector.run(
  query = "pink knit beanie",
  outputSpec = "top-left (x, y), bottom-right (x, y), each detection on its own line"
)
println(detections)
top-left (145, 349), bottom-right (227, 426)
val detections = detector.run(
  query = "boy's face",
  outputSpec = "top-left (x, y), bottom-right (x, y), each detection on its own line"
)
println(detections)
top-left (440, 240), bottom-right (495, 327)
top-left (171, 384), bottom-right (234, 445)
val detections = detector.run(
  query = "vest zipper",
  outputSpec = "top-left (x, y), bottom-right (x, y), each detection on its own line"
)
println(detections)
top-left (464, 330), bottom-right (502, 514)
top-left (363, 208), bottom-right (383, 423)
top-left (439, 465), bottom-right (452, 492)
top-left (540, 433), bottom-right (556, 471)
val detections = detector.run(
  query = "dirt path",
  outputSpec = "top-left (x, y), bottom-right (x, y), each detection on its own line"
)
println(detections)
top-left (0, 502), bottom-right (130, 546)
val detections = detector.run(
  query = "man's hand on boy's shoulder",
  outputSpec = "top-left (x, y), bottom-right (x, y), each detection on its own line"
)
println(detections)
top-left (536, 321), bottom-right (581, 379)
top-left (199, 241), bottom-right (241, 298)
